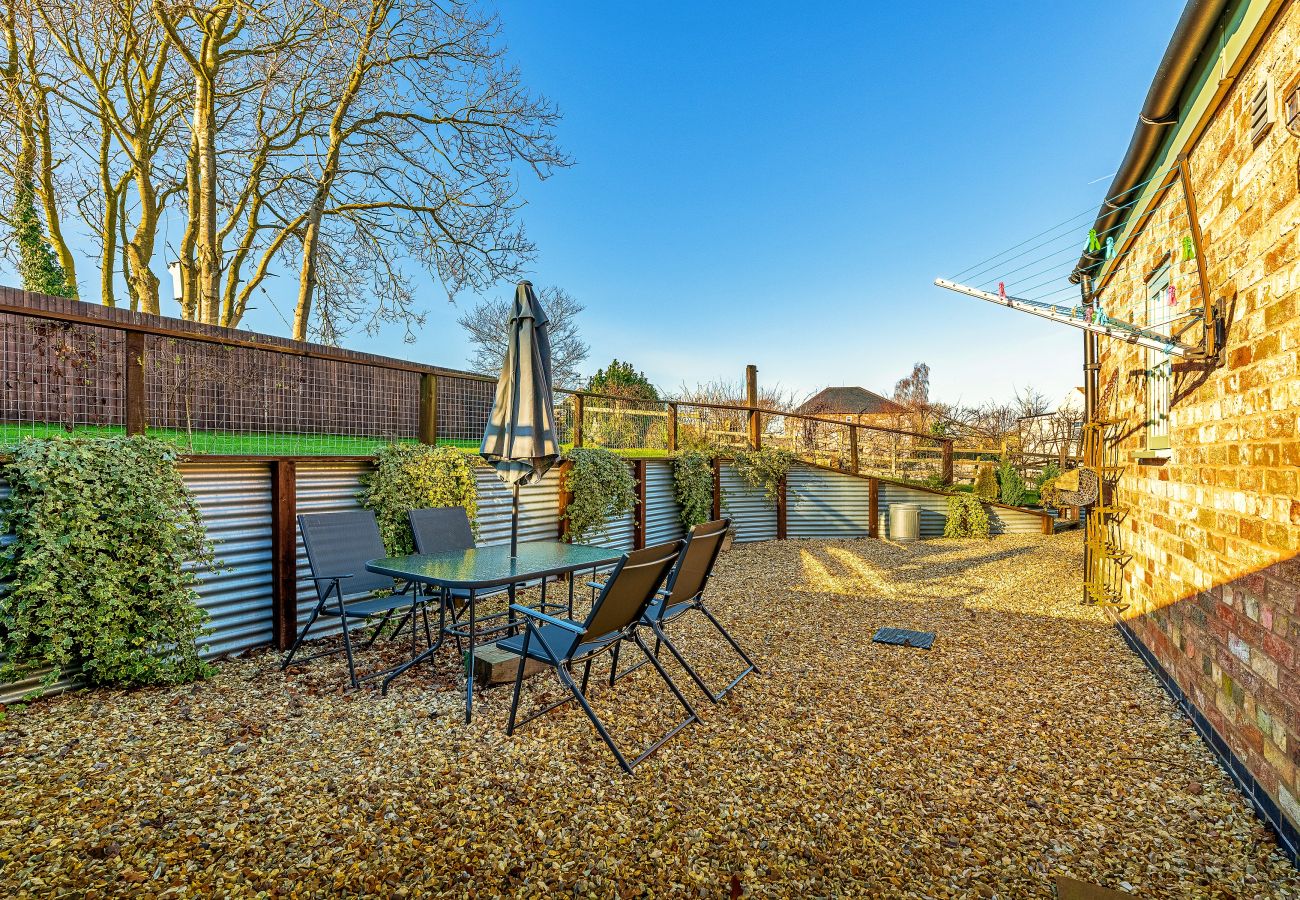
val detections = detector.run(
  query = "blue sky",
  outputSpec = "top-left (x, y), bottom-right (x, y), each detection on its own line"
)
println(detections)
top-left (428, 0), bottom-right (1186, 406)
top-left (33, 1), bottom-right (1187, 408)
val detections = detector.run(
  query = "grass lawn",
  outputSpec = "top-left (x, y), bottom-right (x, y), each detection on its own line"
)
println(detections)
top-left (0, 423), bottom-right (479, 457)
top-left (3, 532), bottom-right (1295, 897)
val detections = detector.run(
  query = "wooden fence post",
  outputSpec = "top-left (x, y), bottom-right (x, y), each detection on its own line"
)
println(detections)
top-left (849, 424), bottom-right (859, 474)
top-left (711, 455), bottom-right (722, 520)
top-left (270, 460), bottom-right (298, 650)
top-left (745, 364), bottom-right (760, 450)
top-left (633, 459), bottom-right (646, 549)
top-left (418, 373), bottom-right (438, 445)
top-left (125, 331), bottom-right (147, 436)
top-left (776, 474), bottom-right (787, 539)
top-left (556, 460), bottom-right (573, 540)
top-left (667, 403), bottom-right (678, 453)
top-left (868, 477), bottom-right (880, 538)
top-left (941, 439), bottom-right (954, 485)
top-left (573, 394), bottom-right (585, 448)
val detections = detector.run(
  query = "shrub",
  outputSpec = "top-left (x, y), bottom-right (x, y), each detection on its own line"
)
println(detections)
top-left (672, 450), bottom-right (715, 527)
top-left (563, 447), bottom-right (637, 543)
top-left (944, 493), bottom-right (991, 538)
top-left (973, 462), bottom-right (998, 500)
top-left (1035, 461), bottom-right (1062, 491)
top-left (359, 443), bottom-right (479, 556)
top-left (996, 457), bottom-right (1027, 507)
top-left (0, 435), bottom-right (214, 687)
top-left (1039, 475), bottom-right (1063, 511)
top-left (732, 447), bottom-right (795, 504)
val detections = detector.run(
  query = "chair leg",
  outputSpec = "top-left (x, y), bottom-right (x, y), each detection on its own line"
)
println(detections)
top-left (281, 599), bottom-right (324, 669)
top-left (554, 660), bottom-right (634, 774)
top-left (699, 604), bottom-right (761, 675)
top-left (608, 641), bottom-right (621, 687)
top-left (507, 626), bottom-right (535, 736)
top-left (633, 630), bottom-right (701, 727)
top-left (581, 658), bottom-right (594, 695)
top-left (362, 608), bottom-right (398, 649)
top-left (651, 621), bottom-right (719, 703)
top-left (339, 615), bottom-right (360, 689)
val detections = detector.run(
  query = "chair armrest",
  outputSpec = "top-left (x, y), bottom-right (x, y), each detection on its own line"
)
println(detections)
top-left (586, 581), bottom-right (607, 591)
top-left (309, 573), bottom-right (355, 583)
top-left (509, 604), bottom-right (585, 634)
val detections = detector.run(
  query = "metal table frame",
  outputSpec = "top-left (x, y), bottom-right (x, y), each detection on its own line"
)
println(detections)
top-left (365, 540), bottom-right (623, 722)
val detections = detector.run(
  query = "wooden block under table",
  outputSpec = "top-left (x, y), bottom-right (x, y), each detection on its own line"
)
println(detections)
top-left (471, 642), bottom-right (548, 686)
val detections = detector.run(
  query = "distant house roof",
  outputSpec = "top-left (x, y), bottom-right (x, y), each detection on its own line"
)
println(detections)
top-left (795, 386), bottom-right (907, 417)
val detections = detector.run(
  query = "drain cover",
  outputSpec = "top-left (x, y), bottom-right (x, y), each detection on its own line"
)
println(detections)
top-left (872, 627), bottom-right (935, 650)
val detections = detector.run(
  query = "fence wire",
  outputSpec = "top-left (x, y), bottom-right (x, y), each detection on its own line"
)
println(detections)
top-left (0, 314), bottom-right (125, 447)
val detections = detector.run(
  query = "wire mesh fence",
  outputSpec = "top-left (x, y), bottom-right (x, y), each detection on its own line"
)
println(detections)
top-left (0, 290), bottom-right (958, 479)
top-left (0, 313), bottom-right (126, 446)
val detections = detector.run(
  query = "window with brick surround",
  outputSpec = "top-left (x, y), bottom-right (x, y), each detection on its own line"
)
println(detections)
top-left (1146, 264), bottom-right (1172, 451)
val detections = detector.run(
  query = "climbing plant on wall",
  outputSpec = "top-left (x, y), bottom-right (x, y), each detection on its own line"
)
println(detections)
top-left (0, 435), bottom-right (214, 687)
top-left (944, 493), bottom-right (991, 539)
top-left (732, 447), bottom-right (794, 504)
top-left (672, 450), bottom-right (715, 527)
top-left (562, 447), bottom-right (636, 543)
top-left (359, 443), bottom-right (479, 555)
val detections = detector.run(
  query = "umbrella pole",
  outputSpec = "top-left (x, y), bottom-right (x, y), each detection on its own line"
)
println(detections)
top-left (510, 484), bottom-right (520, 558)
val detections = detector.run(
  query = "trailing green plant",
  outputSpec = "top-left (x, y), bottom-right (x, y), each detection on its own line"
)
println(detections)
top-left (922, 473), bottom-right (949, 490)
top-left (944, 493), bottom-right (991, 538)
top-left (562, 447), bottom-right (637, 543)
top-left (359, 443), bottom-right (479, 555)
top-left (0, 435), bottom-right (214, 687)
top-left (996, 456), bottom-right (1027, 507)
top-left (731, 447), bottom-right (795, 504)
top-left (672, 450), bottom-right (715, 527)
top-left (972, 462), bottom-right (998, 501)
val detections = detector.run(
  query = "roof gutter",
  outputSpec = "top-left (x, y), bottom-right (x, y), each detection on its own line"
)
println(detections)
top-left (1072, 0), bottom-right (1230, 287)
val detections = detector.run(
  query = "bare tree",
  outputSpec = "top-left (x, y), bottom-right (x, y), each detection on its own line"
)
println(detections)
top-left (457, 286), bottom-right (588, 388)
top-left (38, 0), bottom-right (185, 313)
top-left (0, 0), bottom-right (77, 294)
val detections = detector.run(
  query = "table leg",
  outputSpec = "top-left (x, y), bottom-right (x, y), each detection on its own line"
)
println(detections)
top-left (568, 574), bottom-right (575, 618)
top-left (465, 587), bottom-right (476, 724)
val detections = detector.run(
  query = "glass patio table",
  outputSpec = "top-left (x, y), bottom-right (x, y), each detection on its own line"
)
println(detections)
top-left (366, 540), bottom-right (623, 722)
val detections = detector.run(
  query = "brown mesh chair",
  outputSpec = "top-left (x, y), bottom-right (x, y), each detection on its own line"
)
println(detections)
top-left (282, 510), bottom-right (428, 688)
top-left (496, 540), bottom-right (700, 773)
top-left (617, 518), bottom-right (757, 702)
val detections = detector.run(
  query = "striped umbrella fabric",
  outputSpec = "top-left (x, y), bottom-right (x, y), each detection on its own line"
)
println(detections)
top-left (480, 281), bottom-right (560, 489)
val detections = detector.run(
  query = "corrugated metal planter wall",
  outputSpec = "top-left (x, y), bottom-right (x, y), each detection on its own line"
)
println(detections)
top-left (787, 465), bottom-right (871, 539)
top-left (644, 459), bottom-right (686, 546)
top-left (180, 463), bottom-right (275, 658)
top-left (720, 463), bottom-right (777, 543)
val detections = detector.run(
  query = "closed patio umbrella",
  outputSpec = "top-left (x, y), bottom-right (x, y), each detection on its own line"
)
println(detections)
top-left (480, 281), bottom-right (561, 557)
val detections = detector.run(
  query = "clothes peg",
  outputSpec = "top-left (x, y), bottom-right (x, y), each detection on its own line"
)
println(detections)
top-left (1182, 236), bottom-right (1195, 260)
top-left (1167, 284), bottom-right (1176, 307)
top-left (1105, 237), bottom-right (1115, 260)
top-left (1087, 229), bottom-right (1101, 253)
top-left (998, 282), bottom-right (1007, 300)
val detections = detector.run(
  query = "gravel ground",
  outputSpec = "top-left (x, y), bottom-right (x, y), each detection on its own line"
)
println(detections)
top-left (2, 532), bottom-right (1298, 898)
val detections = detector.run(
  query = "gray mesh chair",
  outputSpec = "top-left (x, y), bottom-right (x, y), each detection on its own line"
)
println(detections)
top-left (496, 540), bottom-right (700, 773)
top-left (282, 510), bottom-right (427, 688)
top-left (618, 518), bottom-right (757, 702)
top-left (406, 506), bottom-right (507, 651)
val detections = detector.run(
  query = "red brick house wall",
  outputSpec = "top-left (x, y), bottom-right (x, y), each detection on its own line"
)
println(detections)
top-left (1094, 2), bottom-right (1300, 839)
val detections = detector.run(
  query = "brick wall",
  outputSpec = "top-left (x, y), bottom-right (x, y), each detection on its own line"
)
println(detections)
top-left (1094, 3), bottom-right (1300, 837)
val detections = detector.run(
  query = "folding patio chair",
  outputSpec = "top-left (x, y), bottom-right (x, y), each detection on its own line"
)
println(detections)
top-left (405, 506), bottom-right (507, 649)
top-left (496, 540), bottom-right (701, 774)
top-left (282, 510), bottom-right (429, 689)
top-left (616, 518), bottom-right (758, 702)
